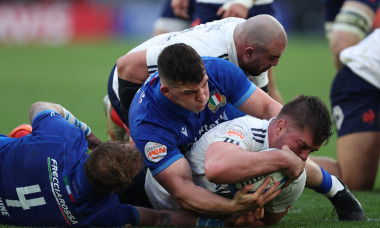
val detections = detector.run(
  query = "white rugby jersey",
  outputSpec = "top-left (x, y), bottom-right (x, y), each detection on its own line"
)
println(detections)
top-left (112, 17), bottom-right (269, 99)
top-left (145, 115), bottom-right (306, 213)
top-left (340, 28), bottom-right (380, 90)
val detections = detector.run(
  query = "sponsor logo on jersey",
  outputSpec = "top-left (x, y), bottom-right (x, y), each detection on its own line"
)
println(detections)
top-left (224, 128), bottom-right (246, 140)
top-left (48, 157), bottom-right (78, 225)
top-left (181, 126), bottom-right (188, 137)
top-left (145, 142), bottom-right (167, 162)
top-left (208, 90), bottom-right (226, 113)
top-left (195, 114), bottom-right (224, 141)
top-left (0, 197), bottom-right (10, 217)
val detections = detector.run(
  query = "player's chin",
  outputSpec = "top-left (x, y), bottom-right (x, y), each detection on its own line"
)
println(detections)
top-left (198, 103), bottom-right (207, 112)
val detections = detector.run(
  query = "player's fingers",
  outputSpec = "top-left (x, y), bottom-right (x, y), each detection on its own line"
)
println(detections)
top-left (216, 6), bottom-right (224, 17)
top-left (261, 182), bottom-right (282, 205)
top-left (252, 176), bottom-right (272, 195)
top-left (240, 183), bottom-right (254, 194)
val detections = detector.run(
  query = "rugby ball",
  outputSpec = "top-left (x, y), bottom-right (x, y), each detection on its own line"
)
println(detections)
top-left (228, 171), bottom-right (288, 195)
top-left (228, 148), bottom-right (288, 195)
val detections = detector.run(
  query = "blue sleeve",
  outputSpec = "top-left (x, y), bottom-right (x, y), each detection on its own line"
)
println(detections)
top-left (203, 57), bottom-right (256, 107)
top-left (31, 110), bottom-right (88, 160)
top-left (85, 196), bottom-right (140, 226)
top-left (132, 122), bottom-right (184, 176)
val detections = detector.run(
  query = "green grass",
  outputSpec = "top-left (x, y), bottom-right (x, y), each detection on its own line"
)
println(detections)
top-left (1, 36), bottom-right (380, 227)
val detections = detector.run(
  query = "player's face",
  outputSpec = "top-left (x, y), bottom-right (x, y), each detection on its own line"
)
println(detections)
top-left (275, 127), bottom-right (319, 161)
top-left (242, 42), bottom-right (285, 76)
top-left (166, 74), bottom-right (210, 113)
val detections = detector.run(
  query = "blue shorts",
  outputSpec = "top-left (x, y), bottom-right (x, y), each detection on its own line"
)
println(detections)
top-left (330, 65), bottom-right (380, 137)
top-left (192, 2), bottom-right (275, 26)
top-left (323, 0), bottom-right (379, 22)
top-left (107, 64), bottom-right (128, 126)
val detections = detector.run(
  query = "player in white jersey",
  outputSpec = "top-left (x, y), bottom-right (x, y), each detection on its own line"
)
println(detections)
top-left (312, 28), bottom-right (380, 190)
top-left (106, 15), bottom-right (285, 143)
top-left (146, 95), bottom-right (331, 225)
top-left (145, 95), bottom-right (366, 223)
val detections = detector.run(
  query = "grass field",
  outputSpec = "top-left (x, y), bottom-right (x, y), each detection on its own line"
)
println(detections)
top-left (1, 36), bottom-right (380, 226)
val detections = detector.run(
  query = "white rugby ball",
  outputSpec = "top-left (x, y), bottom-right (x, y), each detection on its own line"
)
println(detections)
top-left (229, 171), bottom-right (288, 195)
top-left (228, 148), bottom-right (288, 194)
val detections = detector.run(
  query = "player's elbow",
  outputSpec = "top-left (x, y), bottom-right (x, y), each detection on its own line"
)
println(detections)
top-left (116, 55), bottom-right (131, 81)
top-left (204, 160), bottom-right (224, 183)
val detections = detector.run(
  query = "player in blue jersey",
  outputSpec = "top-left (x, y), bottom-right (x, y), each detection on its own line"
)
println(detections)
top-left (323, 0), bottom-right (379, 69)
top-left (128, 43), bottom-right (294, 219)
top-left (0, 101), bottom-right (233, 227)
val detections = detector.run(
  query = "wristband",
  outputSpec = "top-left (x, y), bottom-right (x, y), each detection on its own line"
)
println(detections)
top-left (59, 105), bottom-right (92, 137)
top-left (196, 217), bottom-right (224, 227)
top-left (223, 0), bottom-right (255, 10)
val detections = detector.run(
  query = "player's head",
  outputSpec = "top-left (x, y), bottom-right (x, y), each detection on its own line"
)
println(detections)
top-left (270, 95), bottom-right (333, 160)
top-left (158, 43), bottom-right (209, 113)
top-left (84, 142), bottom-right (143, 194)
top-left (235, 14), bottom-right (287, 76)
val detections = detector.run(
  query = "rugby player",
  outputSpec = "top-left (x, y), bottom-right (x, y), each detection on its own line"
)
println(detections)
top-left (0, 101), bottom-right (232, 226)
top-left (323, 0), bottom-right (379, 69)
top-left (312, 28), bottom-right (380, 191)
top-left (126, 43), bottom-right (365, 222)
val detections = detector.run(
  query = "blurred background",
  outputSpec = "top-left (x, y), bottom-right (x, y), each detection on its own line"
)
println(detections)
top-left (0, 0), bottom-right (329, 45)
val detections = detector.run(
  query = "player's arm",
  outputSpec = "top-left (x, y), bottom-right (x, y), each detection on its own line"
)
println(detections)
top-left (116, 49), bottom-right (150, 84)
top-left (261, 211), bottom-right (287, 225)
top-left (154, 157), bottom-right (281, 216)
top-left (326, 0), bottom-right (376, 70)
top-left (204, 142), bottom-right (303, 184)
top-left (237, 87), bottom-right (282, 120)
top-left (217, 0), bottom-right (254, 19)
top-left (171, 0), bottom-right (190, 19)
top-left (29, 102), bottom-right (101, 148)
top-left (137, 207), bottom-right (230, 226)
top-left (267, 68), bottom-right (284, 105)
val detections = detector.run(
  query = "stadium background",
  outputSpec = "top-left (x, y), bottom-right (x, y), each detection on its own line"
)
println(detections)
top-left (1, 0), bottom-right (380, 226)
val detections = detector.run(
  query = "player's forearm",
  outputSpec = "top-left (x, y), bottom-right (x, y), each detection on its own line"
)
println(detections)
top-left (173, 182), bottom-right (247, 216)
top-left (205, 143), bottom-right (290, 184)
top-left (137, 207), bottom-right (225, 227)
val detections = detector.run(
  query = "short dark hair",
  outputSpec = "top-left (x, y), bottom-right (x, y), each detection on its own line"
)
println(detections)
top-left (84, 142), bottom-right (143, 194)
top-left (157, 43), bottom-right (205, 86)
top-left (279, 95), bottom-right (333, 146)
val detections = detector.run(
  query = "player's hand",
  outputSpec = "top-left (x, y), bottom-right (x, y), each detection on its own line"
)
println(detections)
top-left (86, 132), bottom-right (102, 150)
top-left (280, 145), bottom-right (305, 188)
top-left (227, 207), bottom-right (265, 226)
top-left (217, 3), bottom-right (249, 19)
top-left (171, 0), bottom-right (190, 19)
top-left (230, 177), bottom-right (282, 215)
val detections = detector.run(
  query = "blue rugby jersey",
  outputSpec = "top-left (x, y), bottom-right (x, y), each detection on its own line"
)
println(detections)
top-left (129, 57), bottom-right (256, 176)
top-left (0, 110), bottom-right (138, 226)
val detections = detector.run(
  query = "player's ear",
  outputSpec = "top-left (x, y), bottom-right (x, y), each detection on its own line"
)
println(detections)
top-left (276, 119), bottom-right (287, 136)
top-left (244, 47), bottom-right (255, 58)
top-left (160, 84), bottom-right (170, 97)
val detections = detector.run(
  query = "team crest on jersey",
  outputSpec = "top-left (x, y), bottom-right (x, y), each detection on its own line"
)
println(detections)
top-left (145, 142), bottom-right (167, 162)
top-left (208, 90), bottom-right (226, 113)
top-left (224, 128), bottom-right (246, 141)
